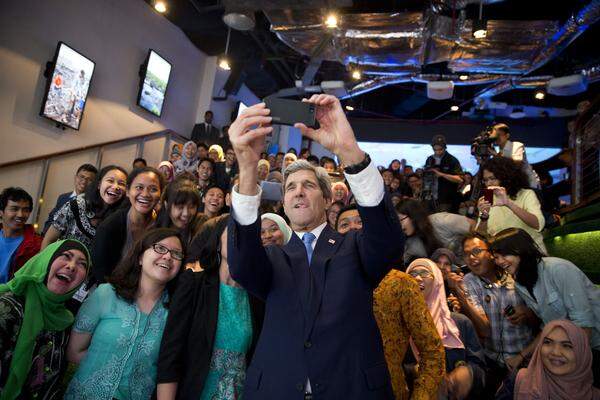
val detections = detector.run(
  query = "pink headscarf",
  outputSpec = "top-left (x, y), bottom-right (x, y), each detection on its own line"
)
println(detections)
top-left (331, 181), bottom-right (349, 204)
top-left (515, 320), bottom-right (600, 400)
top-left (157, 161), bottom-right (175, 183)
top-left (406, 258), bottom-right (464, 351)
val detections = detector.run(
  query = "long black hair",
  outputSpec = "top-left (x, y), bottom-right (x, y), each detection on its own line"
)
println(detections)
top-left (481, 157), bottom-right (529, 198)
top-left (84, 165), bottom-right (128, 219)
top-left (109, 227), bottom-right (184, 308)
top-left (156, 182), bottom-right (202, 245)
top-left (186, 214), bottom-right (229, 271)
top-left (489, 228), bottom-right (543, 293)
top-left (395, 199), bottom-right (442, 255)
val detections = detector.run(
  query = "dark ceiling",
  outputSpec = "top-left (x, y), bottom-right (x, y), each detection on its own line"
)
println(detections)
top-left (145, 0), bottom-right (600, 121)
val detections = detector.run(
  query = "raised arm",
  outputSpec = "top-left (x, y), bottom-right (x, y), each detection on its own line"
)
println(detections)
top-left (294, 95), bottom-right (403, 284)
top-left (227, 103), bottom-right (275, 298)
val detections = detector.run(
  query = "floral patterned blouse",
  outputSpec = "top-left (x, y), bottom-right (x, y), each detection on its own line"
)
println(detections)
top-left (52, 195), bottom-right (96, 249)
top-left (0, 292), bottom-right (69, 400)
top-left (373, 270), bottom-right (446, 400)
top-left (64, 284), bottom-right (170, 400)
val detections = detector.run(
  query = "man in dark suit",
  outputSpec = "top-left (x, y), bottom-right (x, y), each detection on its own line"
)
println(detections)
top-left (227, 95), bottom-right (404, 400)
top-left (191, 110), bottom-right (220, 145)
top-left (43, 163), bottom-right (97, 234)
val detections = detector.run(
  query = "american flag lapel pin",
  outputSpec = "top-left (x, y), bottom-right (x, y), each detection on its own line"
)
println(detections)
top-left (328, 239), bottom-right (335, 244)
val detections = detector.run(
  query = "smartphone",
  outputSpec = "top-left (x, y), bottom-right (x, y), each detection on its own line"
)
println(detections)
top-left (264, 97), bottom-right (318, 129)
top-left (483, 188), bottom-right (494, 204)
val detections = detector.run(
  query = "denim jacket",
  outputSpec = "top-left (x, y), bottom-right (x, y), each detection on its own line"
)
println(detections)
top-left (514, 257), bottom-right (600, 350)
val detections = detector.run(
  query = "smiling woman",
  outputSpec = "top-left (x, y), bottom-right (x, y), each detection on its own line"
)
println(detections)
top-left (0, 239), bottom-right (90, 399)
top-left (65, 228), bottom-right (184, 400)
top-left (91, 167), bottom-right (166, 284)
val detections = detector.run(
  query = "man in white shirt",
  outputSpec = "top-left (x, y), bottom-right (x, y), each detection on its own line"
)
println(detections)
top-left (491, 123), bottom-right (540, 189)
top-left (226, 95), bottom-right (404, 399)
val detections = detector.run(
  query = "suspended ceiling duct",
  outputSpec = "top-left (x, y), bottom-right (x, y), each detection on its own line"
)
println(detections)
top-left (266, 0), bottom-right (600, 100)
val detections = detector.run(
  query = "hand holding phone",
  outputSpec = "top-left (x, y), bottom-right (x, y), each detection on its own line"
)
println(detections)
top-left (483, 188), bottom-right (494, 205)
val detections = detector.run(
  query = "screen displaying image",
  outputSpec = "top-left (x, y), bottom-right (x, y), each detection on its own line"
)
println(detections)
top-left (40, 42), bottom-right (95, 130)
top-left (138, 50), bottom-right (172, 117)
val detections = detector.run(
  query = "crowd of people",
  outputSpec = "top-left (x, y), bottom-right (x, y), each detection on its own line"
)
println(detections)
top-left (0, 95), bottom-right (598, 400)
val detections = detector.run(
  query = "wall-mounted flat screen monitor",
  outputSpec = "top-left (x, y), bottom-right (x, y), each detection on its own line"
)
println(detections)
top-left (137, 50), bottom-right (172, 117)
top-left (40, 42), bottom-right (95, 130)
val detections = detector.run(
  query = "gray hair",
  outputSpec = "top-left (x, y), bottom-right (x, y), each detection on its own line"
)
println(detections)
top-left (283, 159), bottom-right (332, 199)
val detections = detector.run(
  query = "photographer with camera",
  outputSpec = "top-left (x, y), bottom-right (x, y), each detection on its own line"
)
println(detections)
top-left (423, 134), bottom-right (464, 213)
top-left (490, 123), bottom-right (540, 189)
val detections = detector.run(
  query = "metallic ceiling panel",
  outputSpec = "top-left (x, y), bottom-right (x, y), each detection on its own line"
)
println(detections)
top-left (222, 0), bottom-right (352, 11)
top-left (447, 19), bottom-right (559, 74)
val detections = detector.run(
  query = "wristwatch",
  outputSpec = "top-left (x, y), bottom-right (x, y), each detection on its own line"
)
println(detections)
top-left (343, 152), bottom-right (371, 174)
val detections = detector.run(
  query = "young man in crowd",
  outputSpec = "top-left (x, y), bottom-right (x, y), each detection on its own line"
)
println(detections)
top-left (202, 186), bottom-right (226, 218)
top-left (43, 163), bottom-right (98, 233)
top-left (274, 152), bottom-right (285, 171)
top-left (191, 110), bottom-right (220, 145)
top-left (406, 173), bottom-right (423, 199)
top-left (335, 204), bottom-right (363, 234)
top-left (491, 123), bottom-right (539, 189)
top-left (423, 134), bottom-right (463, 213)
top-left (320, 156), bottom-right (337, 173)
top-left (132, 158), bottom-right (147, 169)
top-left (197, 157), bottom-right (215, 199)
top-left (197, 142), bottom-right (209, 160)
top-left (0, 187), bottom-right (42, 283)
top-left (446, 233), bottom-right (537, 396)
top-left (227, 94), bottom-right (403, 399)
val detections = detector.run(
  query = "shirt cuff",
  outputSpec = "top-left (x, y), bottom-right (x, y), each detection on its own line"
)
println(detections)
top-left (231, 184), bottom-right (262, 226)
top-left (344, 160), bottom-right (384, 207)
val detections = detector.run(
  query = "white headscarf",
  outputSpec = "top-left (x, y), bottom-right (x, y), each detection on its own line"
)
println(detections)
top-left (261, 213), bottom-right (292, 244)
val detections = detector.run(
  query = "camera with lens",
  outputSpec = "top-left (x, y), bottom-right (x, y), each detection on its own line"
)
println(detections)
top-left (471, 126), bottom-right (496, 158)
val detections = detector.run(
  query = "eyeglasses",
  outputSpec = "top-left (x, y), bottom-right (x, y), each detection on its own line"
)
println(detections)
top-left (408, 270), bottom-right (433, 279)
top-left (465, 247), bottom-right (488, 257)
top-left (152, 243), bottom-right (184, 261)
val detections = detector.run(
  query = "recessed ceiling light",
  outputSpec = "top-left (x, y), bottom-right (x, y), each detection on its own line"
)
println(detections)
top-left (325, 14), bottom-right (338, 28)
top-left (534, 91), bottom-right (545, 100)
top-left (450, 105), bottom-right (459, 111)
top-left (219, 58), bottom-right (231, 71)
top-left (351, 69), bottom-right (361, 80)
top-left (345, 105), bottom-right (354, 111)
top-left (154, 1), bottom-right (167, 13)
top-left (459, 75), bottom-right (468, 81)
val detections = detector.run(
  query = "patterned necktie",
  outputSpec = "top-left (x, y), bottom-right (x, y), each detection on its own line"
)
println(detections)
top-left (302, 232), bottom-right (317, 265)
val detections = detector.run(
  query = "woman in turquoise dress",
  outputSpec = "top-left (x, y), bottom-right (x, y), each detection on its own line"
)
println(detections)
top-left (64, 228), bottom-right (184, 400)
top-left (157, 214), bottom-right (265, 400)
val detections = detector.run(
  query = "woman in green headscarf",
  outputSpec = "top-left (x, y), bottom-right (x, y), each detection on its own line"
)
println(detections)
top-left (0, 239), bottom-right (90, 400)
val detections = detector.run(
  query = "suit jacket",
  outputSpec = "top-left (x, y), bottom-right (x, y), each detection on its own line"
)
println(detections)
top-left (191, 122), bottom-right (220, 146)
top-left (43, 191), bottom-right (73, 234)
top-left (157, 269), bottom-right (264, 399)
top-left (227, 196), bottom-right (404, 400)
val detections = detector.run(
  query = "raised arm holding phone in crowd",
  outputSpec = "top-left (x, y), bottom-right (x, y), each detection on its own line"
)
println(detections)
top-left (226, 94), bottom-right (404, 400)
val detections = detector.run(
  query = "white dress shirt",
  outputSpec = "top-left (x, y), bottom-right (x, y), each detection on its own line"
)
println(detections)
top-left (231, 160), bottom-right (384, 226)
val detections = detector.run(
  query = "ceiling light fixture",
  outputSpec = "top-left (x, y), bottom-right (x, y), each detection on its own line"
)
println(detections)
top-left (325, 13), bottom-right (338, 29)
top-left (534, 91), bottom-right (546, 100)
top-left (472, 1), bottom-right (487, 39)
top-left (154, 1), bottom-right (167, 13)
top-left (345, 105), bottom-right (355, 111)
top-left (351, 69), bottom-right (361, 80)
top-left (459, 75), bottom-right (468, 81)
top-left (219, 27), bottom-right (232, 71)
top-left (450, 105), bottom-right (459, 111)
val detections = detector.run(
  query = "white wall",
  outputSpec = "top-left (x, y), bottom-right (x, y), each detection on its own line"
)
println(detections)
top-left (0, 0), bottom-right (207, 164)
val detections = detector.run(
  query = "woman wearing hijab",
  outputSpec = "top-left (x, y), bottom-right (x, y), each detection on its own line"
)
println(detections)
top-left (406, 258), bottom-right (486, 399)
top-left (0, 239), bottom-right (90, 400)
top-left (260, 213), bottom-right (292, 246)
top-left (331, 181), bottom-right (349, 205)
top-left (158, 161), bottom-right (175, 183)
top-left (281, 152), bottom-right (297, 174)
top-left (174, 141), bottom-right (199, 176)
top-left (496, 319), bottom-right (600, 400)
top-left (208, 144), bottom-right (225, 163)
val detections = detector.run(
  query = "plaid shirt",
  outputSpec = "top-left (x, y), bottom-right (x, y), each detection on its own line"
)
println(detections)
top-left (463, 272), bottom-right (534, 365)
